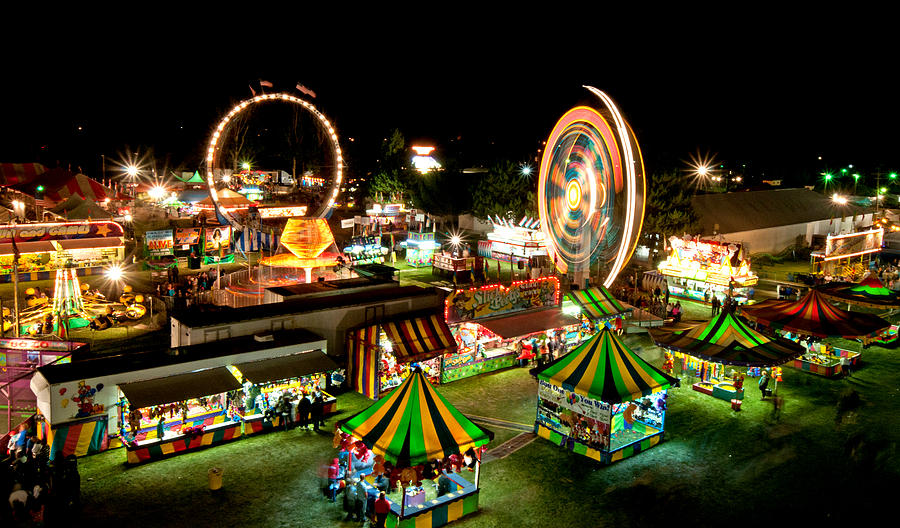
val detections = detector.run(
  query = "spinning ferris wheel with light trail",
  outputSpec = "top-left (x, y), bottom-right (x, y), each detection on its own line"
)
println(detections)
top-left (203, 93), bottom-right (344, 226)
top-left (537, 86), bottom-right (646, 288)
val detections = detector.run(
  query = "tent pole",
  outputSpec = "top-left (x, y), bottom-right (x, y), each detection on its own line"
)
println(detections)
top-left (400, 484), bottom-right (406, 517)
top-left (475, 459), bottom-right (481, 489)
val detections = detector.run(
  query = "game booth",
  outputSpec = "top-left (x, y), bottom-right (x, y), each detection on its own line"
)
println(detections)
top-left (336, 367), bottom-right (493, 528)
top-left (739, 289), bottom-right (890, 379)
top-left (29, 329), bottom-right (329, 463)
top-left (658, 235), bottom-right (758, 304)
top-left (402, 232), bottom-right (440, 267)
top-left (0, 221), bottom-right (125, 283)
top-left (442, 277), bottom-right (581, 383)
top-left (649, 308), bottom-right (805, 407)
top-left (533, 329), bottom-right (678, 464)
top-left (347, 312), bottom-right (457, 398)
top-left (562, 284), bottom-right (632, 329)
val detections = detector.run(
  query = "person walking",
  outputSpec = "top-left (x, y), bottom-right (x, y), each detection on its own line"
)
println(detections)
top-left (758, 370), bottom-right (770, 400)
top-left (374, 491), bottom-right (391, 528)
top-left (312, 389), bottom-right (325, 431)
top-left (840, 355), bottom-right (852, 377)
top-left (343, 477), bottom-right (359, 521)
top-left (297, 392), bottom-right (311, 430)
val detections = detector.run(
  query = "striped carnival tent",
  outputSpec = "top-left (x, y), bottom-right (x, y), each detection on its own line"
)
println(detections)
top-left (739, 289), bottom-right (890, 342)
top-left (0, 162), bottom-right (46, 186)
top-left (348, 312), bottom-right (457, 398)
top-left (340, 367), bottom-right (493, 467)
top-left (565, 285), bottom-right (631, 321)
top-left (234, 227), bottom-right (281, 253)
top-left (535, 328), bottom-right (678, 403)
top-left (817, 275), bottom-right (900, 309)
top-left (649, 308), bottom-right (805, 367)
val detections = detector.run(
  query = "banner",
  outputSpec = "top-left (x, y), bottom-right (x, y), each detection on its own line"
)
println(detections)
top-left (203, 254), bottom-right (235, 265)
top-left (204, 226), bottom-right (232, 251)
top-left (259, 206), bottom-right (308, 218)
top-left (538, 380), bottom-right (611, 423)
top-left (445, 276), bottom-right (559, 322)
top-left (825, 228), bottom-right (883, 259)
top-left (341, 219), bottom-right (355, 229)
top-left (0, 221), bottom-right (124, 243)
top-left (145, 230), bottom-right (174, 257)
top-left (174, 228), bottom-right (201, 245)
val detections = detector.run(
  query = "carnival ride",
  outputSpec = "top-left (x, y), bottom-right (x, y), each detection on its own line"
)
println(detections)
top-left (537, 87), bottom-right (646, 288)
top-left (15, 269), bottom-right (147, 336)
top-left (203, 93), bottom-right (344, 228)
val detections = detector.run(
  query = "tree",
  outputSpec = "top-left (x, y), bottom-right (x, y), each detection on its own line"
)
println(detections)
top-left (471, 161), bottom-right (536, 221)
top-left (368, 129), bottom-right (413, 203)
top-left (642, 171), bottom-right (700, 260)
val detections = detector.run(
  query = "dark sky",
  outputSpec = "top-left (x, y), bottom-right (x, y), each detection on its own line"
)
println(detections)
top-left (2, 23), bottom-right (896, 189)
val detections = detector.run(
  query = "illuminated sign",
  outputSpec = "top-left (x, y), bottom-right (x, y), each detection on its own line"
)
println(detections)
top-left (174, 228), bottom-right (201, 245)
top-left (205, 226), bottom-right (232, 251)
top-left (823, 228), bottom-right (883, 260)
top-left (0, 221), bottom-right (124, 243)
top-left (445, 276), bottom-right (560, 322)
top-left (145, 230), bottom-right (174, 257)
top-left (259, 206), bottom-right (308, 218)
top-left (0, 338), bottom-right (85, 351)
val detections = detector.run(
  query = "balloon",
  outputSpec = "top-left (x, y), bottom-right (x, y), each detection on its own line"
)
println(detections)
top-left (61, 399), bottom-right (69, 408)
top-left (97, 383), bottom-right (104, 391)
top-left (59, 388), bottom-right (67, 395)
top-left (90, 388), bottom-right (96, 395)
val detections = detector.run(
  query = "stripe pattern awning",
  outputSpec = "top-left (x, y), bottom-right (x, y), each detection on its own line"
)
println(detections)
top-left (340, 368), bottom-right (493, 466)
top-left (739, 289), bottom-right (890, 340)
top-left (566, 285), bottom-right (631, 320)
top-left (535, 328), bottom-right (678, 403)
top-left (381, 313), bottom-right (457, 362)
top-left (818, 276), bottom-right (900, 309)
top-left (649, 309), bottom-right (805, 366)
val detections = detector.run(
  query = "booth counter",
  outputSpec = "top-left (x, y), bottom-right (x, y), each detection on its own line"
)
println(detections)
top-left (126, 419), bottom-right (242, 464)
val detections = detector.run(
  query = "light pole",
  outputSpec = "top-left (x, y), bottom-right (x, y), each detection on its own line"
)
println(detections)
top-left (126, 165), bottom-right (138, 217)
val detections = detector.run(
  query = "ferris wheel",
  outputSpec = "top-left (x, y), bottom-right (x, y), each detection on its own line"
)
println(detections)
top-left (204, 93), bottom-right (344, 225)
top-left (537, 86), bottom-right (646, 288)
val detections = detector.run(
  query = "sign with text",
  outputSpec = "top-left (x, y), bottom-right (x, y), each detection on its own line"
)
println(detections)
top-left (259, 206), bottom-right (308, 218)
top-left (145, 230), bottom-right (174, 257)
top-left (0, 221), bottom-right (124, 243)
top-left (445, 276), bottom-right (559, 322)
top-left (538, 380), bottom-right (611, 423)
top-left (174, 228), bottom-right (201, 245)
top-left (825, 228), bottom-right (883, 259)
top-left (204, 226), bottom-right (232, 252)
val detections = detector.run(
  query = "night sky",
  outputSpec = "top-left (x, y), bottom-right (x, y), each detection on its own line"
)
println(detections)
top-left (2, 24), bottom-right (896, 189)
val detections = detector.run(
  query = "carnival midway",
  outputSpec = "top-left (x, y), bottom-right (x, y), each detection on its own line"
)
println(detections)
top-left (1, 80), bottom-right (898, 528)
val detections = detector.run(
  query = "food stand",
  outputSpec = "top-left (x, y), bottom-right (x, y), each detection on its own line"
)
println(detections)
top-left (347, 312), bottom-right (456, 398)
top-left (338, 367), bottom-right (493, 528)
top-left (533, 329), bottom-right (678, 464)
top-left (402, 231), bottom-right (440, 267)
top-left (432, 254), bottom-right (483, 282)
top-left (442, 277), bottom-right (580, 383)
top-left (658, 235), bottom-right (757, 304)
top-left (0, 221), bottom-right (125, 283)
top-left (650, 309), bottom-right (804, 404)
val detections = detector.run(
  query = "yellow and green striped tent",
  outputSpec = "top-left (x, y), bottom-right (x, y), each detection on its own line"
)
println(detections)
top-left (649, 309), bottom-right (805, 367)
top-left (535, 328), bottom-right (678, 403)
top-left (340, 367), bottom-right (493, 467)
top-left (565, 285), bottom-right (631, 321)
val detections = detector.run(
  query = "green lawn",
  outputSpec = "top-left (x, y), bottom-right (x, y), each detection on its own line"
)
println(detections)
top-left (76, 331), bottom-right (900, 526)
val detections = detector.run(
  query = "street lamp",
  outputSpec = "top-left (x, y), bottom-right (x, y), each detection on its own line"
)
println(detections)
top-left (125, 165), bottom-right (139, 216)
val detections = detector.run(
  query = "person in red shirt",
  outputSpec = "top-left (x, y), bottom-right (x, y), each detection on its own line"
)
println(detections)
top-left (374, 491), bottom-right (391, 528)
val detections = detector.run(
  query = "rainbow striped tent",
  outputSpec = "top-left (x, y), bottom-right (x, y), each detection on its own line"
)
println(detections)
top-left (340, 367), bottom-right (493, 467)
top-left (649, 309), bottom-right (805, 366)
top-left (818, 275), bottom-right (900, 309)
top-left (565, 285), bottom-right (631, 321)
top-left (535, 328), bottom-right (678, 404)
top-left (739, 289), bottom-right (890, 341)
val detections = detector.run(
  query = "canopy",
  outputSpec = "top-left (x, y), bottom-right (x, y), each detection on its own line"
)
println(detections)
top-left (739, 289), bottom-right (890, 341)
top-left (381, 313), bottom-right (457, 362)
top-left (534, 328), bottom-right (678, 404)
top-left (0, 162), bottom-right (46, 186)
top-left (477, 308), bottom-right (581, 339)
top-left (50, 195), bottom-right (113, 220)
top-left (233, 351), bottom-right (338, 384)
top-left (565, 286), bottom-right (631, 320)
top-left (118, 367), bottom-right (242, 409)
top-left (339, 367), bottom-right (493, 467)
top-left (649, 309), bottom-right (805, 366)
top-left (196, 188), bottom-right (257, 209)
top-left (817, 275), bottom-right (900, 309)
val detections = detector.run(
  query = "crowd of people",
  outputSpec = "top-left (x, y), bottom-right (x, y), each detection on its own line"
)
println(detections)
top-left (156, 269), bottom-right (219, 308)
top-left (3, 424), bottom-right (80, 526)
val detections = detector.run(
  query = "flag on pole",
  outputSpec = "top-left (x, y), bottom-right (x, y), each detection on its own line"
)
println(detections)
top-left (296, 83), bottom-right (317, 98)
top-left (259, 80), bottom-right (273, 88)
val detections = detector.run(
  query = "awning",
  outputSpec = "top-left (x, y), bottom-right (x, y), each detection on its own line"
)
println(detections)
top-left (54, 237), bottom-right (124, 251)
top-left (233, 351), bottom-right (338, 384)
top-left (565, 286), bottom-right (631, 321)
top-left (381, 313), bottom-right (457, 362)
top-left (0, 241), bottom-right (56, 255)
top-left (118, 367), bottom-right (242, 409)
top-left (477, 308), bottom-right (581, 339)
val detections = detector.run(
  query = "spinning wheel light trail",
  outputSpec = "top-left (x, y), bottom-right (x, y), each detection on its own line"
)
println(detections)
top-left (537, 87), bottom-right (645, 288)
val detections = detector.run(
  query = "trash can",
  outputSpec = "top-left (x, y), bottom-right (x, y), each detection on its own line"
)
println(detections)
top-left (731, 399), bottom-right (742, 411)
top-left (208, 467), bottom-right (224, 490)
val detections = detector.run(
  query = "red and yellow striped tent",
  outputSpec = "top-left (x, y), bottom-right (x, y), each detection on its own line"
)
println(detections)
top-left (340, 367), bottom-right (493, 467)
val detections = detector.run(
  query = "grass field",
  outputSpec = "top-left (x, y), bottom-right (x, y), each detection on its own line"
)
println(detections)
top-left (76, 331), bottom-right (900, 527)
